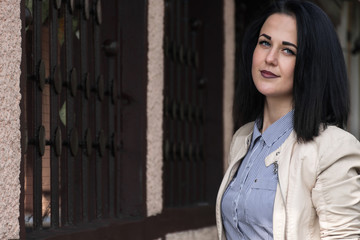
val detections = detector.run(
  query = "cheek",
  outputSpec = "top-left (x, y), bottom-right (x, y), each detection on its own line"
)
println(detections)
top-left (285, 62), bottom-right (296, 82)
top-left (283, 65), bottom-right (295, 94)
top-left (252, 48), bottom-right (261, 68)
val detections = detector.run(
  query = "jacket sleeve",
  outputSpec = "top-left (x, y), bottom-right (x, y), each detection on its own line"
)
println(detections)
top-left (312, 134), bottom-right (360, 239)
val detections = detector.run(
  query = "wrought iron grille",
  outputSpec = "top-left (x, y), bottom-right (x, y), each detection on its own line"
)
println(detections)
top-left (22, 0), bottom-right (122, 231)
top-left (163, 0), bottom-right (207, 207)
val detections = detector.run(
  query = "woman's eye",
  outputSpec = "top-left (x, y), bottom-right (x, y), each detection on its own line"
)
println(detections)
top-left (283, 48), bottom-right (296, 55)
top-left (259, 40), bottom-right (270, 47)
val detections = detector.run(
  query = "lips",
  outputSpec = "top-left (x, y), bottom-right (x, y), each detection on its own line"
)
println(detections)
top-left (260, 70), bottom-right (279, 78)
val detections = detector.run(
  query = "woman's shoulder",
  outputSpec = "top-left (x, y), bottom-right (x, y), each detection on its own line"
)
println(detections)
top-left (227, 122), bottom-right (255, 162)
top-left (301, 125), bottom-right (360, 170)
top-left (314, 125), bottom-right (359, 146)
top-left (233, 122), bottom-right (255, 138)
top-left (301, 125), bottom-right (360, 154)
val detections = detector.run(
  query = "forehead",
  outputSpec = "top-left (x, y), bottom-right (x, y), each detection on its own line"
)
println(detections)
top-left (260, 13), bottom-right (297, 43)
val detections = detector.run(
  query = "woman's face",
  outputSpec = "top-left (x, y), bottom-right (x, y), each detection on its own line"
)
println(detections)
top-left (251, 13), bottom-right (297, 102)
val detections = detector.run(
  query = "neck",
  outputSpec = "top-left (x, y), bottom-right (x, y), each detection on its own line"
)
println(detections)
top-left (262, 96), bottom-right (293, 132)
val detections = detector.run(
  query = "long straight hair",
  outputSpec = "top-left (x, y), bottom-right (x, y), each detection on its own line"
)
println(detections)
top-left (234, 0), bottom-right (349, 142)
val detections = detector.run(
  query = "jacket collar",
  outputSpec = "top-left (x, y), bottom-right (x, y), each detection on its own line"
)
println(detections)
top-left (232, 121), bottom-right (297, 167)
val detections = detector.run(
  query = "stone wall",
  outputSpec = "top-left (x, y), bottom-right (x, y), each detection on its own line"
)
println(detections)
top-left (0, 0), bottom-right (22, 239)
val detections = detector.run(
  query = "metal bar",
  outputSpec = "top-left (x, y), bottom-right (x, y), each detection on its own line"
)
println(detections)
top-left (191, 15), bottom-right (199, 204)
top-left (167, 0), bottom-right (175, 207)
top-left (33, 0), bottom-right (43, 230)
top-left (163, 0), bottom-right (169, 207)
top-left (94, 0), bottom-right (103, 218)
top-left (72, 7), bottom-right (83, 224)
top-left (187, 2), bottom-right (196, 205)
top-left (60, 94), bottom-right (68, 226)
top-left (164, 0), bottom-right (169, 207)
top-left (115, 20), bottom-right (122, 217)
top-left (183, 0), bottom-right (190, 206)
top-left (175, 1), bottom-right (180, 207)
top-left (64, 0), bottom-right (75, 225)
top-left (196, 25), bottom-right (206, 202)
top-left (80, 1), bottom-right (89, 223)
top-left (174, 0), bottom-right (184, 208)
top-left (49, 0), bottom-right (60, 228)
top-left (108, 58), bottom-right (115, 217)
top-left (198, 31), bottom-right (205, 203)
top-left (98, 1), bottom-right (113, 217)
top-left (19, 0), bottom-right (27, 236)
top-left (86, 5), bottom-right (96, 221)
top-left (57, 6), bottom-right (68, 222)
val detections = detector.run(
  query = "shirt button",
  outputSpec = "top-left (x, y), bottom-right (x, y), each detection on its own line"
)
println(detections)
top-left (276, 151), bottom-right (280, 156)
top-left (254, 179), bottom-right (257, 182)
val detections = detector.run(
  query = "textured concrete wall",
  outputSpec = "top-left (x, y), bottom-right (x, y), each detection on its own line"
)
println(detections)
top-left (165, 226), bottom-right (217, 240)
top-left (223, 0), bottom-right (235, 169)
top-left (0, 0), bottom-right (22, 239)
top-left (147, 0), bottom-right (164, 216)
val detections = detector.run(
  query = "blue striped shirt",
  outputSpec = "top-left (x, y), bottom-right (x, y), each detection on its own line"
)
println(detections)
top-left (221, 110), bottom-right (294, 240)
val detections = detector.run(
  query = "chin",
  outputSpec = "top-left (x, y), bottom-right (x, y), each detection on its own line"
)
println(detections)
top-left (254, 85), bottom-right (276, 96)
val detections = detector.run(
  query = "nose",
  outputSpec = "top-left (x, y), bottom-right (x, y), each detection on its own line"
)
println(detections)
top-left (265, 49), bottom-right (278, 65)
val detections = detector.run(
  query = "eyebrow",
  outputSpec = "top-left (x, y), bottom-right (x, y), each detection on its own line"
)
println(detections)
top-left (259, 33), bottom-right (298, 49)
top-left (260, 33), bottom-right (271, 40)
top-left (282, 41), bottom-right (298, 49)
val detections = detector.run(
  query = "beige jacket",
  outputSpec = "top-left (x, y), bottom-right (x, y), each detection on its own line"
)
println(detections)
top-left (216, 122), bottom-right (360, 240)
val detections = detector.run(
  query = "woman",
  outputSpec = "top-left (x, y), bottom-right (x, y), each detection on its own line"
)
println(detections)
top-left (216, 0), bottom-right (360, 239)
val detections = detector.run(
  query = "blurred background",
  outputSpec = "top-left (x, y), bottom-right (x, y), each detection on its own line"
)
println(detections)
top-left (0, 0), bottom-right (358, 239)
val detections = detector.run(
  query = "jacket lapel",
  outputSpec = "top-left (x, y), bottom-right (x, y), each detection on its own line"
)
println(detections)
top-left (265, 130), bottom-right (297, 239)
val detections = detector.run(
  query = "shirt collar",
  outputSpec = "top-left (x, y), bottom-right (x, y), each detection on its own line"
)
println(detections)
top-left (253, 110), bottom-right (294, 147)
top-left (251, 121), bottom-right (262, 148)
